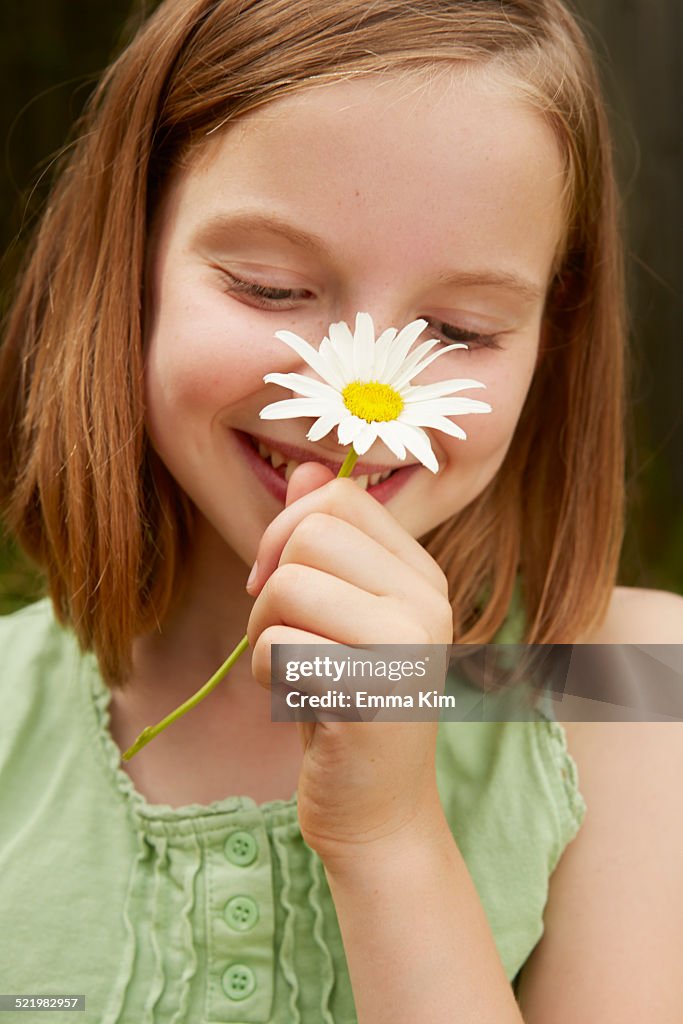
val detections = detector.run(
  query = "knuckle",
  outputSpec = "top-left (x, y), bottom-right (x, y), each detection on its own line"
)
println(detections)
top-left (287, 511), bottom-right (333, 557)
top-left (322, 476), bottom-right (355, 511)
top-left (267, 560), bottom-right (307, 598)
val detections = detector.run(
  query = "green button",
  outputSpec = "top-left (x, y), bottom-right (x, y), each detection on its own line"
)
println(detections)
top-left (222, 962), bottom-right (256, 1001)
top-left (225, 895), bottom-right (259, 932)
top-left (224, 830), bottom-right (258, 867)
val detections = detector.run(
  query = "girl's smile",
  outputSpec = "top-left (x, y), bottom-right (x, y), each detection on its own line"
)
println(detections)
top-left (144, 68), bottom-right (565, 572)
top-left (234, 428), bottom-right (422, 504)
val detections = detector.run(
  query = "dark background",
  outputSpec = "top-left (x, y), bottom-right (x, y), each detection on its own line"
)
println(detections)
top-left (1, 0), bottom-right (681, 612)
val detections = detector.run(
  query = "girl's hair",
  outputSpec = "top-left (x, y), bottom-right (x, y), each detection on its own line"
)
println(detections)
top-left (0, 0), bottom-right (625, 684)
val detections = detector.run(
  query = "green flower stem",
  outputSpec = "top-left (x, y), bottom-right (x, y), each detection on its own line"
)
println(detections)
top-left (337, 447), bottom-right (359, 478)
top-left (121, 634), bottom-right (250, 760)
top-left (122, 446), bottom-right (360, 761)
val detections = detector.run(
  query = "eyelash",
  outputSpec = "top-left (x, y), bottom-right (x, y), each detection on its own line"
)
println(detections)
top-left (220, 271), bottom-right (502, 350)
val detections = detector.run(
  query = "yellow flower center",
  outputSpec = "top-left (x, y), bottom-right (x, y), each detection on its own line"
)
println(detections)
top-left (341, 380), bottom-right (404, 422)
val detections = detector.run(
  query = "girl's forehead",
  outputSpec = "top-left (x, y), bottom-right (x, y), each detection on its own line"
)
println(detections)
top-left (191, 64), bottom-right (562, 164)
top-left (161, 68), bottom-right (566, 288)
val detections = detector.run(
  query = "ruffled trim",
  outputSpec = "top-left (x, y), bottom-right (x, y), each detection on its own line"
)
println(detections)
top-left (80, 651), bottom-right (300, 830)
top-left (534, 708), bottom-right (587, 869)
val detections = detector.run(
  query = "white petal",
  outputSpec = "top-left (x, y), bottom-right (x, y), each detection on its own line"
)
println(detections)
top-left (371, 327), bottom-right (398, 380)
top-left (374, 421), bottom-right (407, 460)
top-left (398, 411), bottom-right (467, 440)
top-left (337, 414), bottom-right (365, 446)
top-left (353, 312), bottom-right (376, 380)
top-left (391, 422), bottom-right (439, 473)
top-left (392, 342), bottom-right (468, 389)
top-left (402, 378), bottom-right (487, 401)
top-left (327, 322), bottom-right (356, 382)
top-left (259, 398), bottom-right (327, 420)
top-left (307, 414), bottom-right (342, 442)
top-left (319, 336), bottom-right (352, 386)
top-left (404, 396), bottom-right (493, 416)
top-left (274, 329), bottom-right (344, 389)
top-left (328, 320), bottom-right (355, 364)
top-left (263, 372), bottom-right (340, 400)
top-left (352, 421), bottom-right (379, 455)
top-left (381, 319), bottom-right (429, 380)
top-left (385, 337), bottom-right (441, 388)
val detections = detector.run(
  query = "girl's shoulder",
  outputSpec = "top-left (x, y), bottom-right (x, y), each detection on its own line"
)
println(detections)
top-left (515, 585), bottom-right (683, 1015)
top-left (577, 583), bottom-right (683, 644)
top-left (0, 598), bottom-right (80, 735)
top-left (0, 596), bottom-right (72, 670)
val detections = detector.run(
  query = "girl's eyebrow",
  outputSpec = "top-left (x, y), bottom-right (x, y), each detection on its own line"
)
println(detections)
top-left (434, 269), bottom-right (544, 303)
top-left (193, 210), bottom-right (544, 302)
top-left (192, 210), bottom-right (334, 259)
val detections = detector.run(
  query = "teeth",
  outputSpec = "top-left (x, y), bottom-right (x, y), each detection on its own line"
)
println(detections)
top-left (255, 438), bottom-right (297, 475)
top-left (365, 469), bottom-right (396, 487)
top-left (254, 437), bottom-right (396, 486)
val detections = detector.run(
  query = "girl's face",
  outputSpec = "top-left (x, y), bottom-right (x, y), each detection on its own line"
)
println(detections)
top-left (145, 69), bottom-right (565, 567)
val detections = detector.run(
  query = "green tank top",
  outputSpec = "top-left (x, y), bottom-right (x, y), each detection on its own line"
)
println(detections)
top-left (0, 595), bottom-right (584, 1023)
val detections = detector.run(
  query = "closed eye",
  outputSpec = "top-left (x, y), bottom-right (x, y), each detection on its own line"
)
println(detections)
top-left (425, 319), bottom-right (502, 350)
top-left (219, 270), bottom-right (312, 307)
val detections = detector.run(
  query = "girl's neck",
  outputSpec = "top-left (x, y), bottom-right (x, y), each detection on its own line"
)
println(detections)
top-left (130, 515), bottom-right (257, 701)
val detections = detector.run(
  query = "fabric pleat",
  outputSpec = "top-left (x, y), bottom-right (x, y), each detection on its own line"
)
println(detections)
top-left (143, 834), bottom-right (168, 1023)
top-left (101, 832), bottom-right (147, 1024)
top-left (169, 833), bottom-right (201, 1024)
top-left (272, 826), bottom-right (303, 1024)
top-left (306, 845), bottom-right (337, 1024)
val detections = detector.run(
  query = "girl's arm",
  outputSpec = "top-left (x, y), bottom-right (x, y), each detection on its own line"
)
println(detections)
top-left (516, 588), bottom-right (683, 1022)
top-left (323, 817), bottom-right (524, 1023)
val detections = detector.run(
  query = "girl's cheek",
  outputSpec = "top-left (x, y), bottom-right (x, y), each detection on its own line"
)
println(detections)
top-left (144, 289), bottom-right (272, 413)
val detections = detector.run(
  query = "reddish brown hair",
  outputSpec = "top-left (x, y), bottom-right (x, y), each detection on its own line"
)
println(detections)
top-left (0, 0), bottom-right (625, 683)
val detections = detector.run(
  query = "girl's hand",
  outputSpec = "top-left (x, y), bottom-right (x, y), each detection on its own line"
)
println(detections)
top-left (246, 462), bottom-right (454, 868)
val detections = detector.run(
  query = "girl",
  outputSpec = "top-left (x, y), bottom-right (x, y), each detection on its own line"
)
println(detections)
top-left (1, 1), bottom-right (682, 1021)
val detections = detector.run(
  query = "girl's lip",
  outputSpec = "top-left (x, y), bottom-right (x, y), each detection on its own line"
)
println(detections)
top-left (233, 429), bottom-right (421, 504)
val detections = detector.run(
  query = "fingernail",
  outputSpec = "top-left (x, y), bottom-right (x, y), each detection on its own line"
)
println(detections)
top-left (246, 560), bottom-right (259, 592)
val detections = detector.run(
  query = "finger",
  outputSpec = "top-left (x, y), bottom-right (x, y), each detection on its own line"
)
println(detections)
top-left (285, 461), bottom-right (336, 508)
top-left (251, 623), bottom-right (398, 724)
top-left (278, 511), bottom-right (450, 623)
top-left (251, 622), bottom-right (338, 689)
top-left (248, 474), bottom-right (446, 599)
top-left (247, 562), bottom-right (432, 649)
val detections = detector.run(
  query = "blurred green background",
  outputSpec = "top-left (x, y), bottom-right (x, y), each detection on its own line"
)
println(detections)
top-left (1, 0), bottom-right (681, 615)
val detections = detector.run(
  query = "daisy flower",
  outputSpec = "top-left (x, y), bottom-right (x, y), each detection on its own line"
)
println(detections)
top-left (259, 312), bottom-right (492, 473)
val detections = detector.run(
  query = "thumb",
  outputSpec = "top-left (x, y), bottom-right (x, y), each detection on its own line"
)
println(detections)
top-left (285, 461), bottom-right (337, 508)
